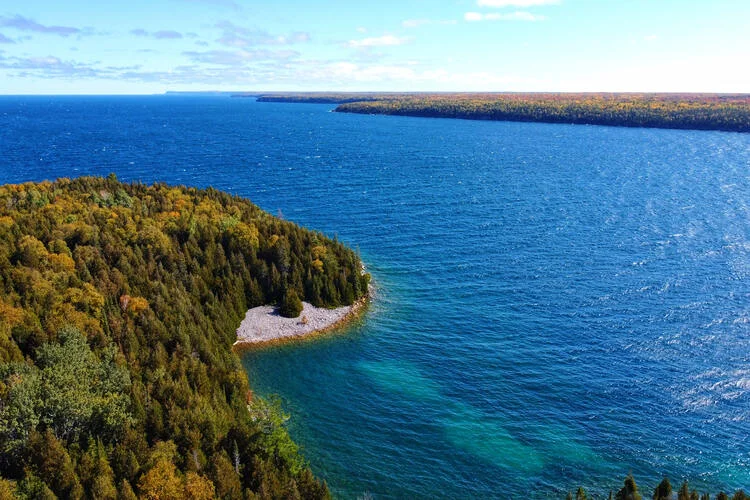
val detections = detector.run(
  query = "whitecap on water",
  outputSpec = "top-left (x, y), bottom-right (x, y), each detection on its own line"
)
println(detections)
top-left (679, 368), bottom-right (750, 415)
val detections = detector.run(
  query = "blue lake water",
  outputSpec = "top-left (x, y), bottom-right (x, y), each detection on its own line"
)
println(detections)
top-left (1, 95), bottom-right (749, 498)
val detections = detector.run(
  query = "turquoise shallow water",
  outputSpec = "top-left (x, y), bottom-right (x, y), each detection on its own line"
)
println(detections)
top-left (2, 96), bottom-right (750, 497)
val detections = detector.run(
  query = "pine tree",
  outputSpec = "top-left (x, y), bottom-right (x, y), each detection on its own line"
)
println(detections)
top-left (677, 481), bottom-right (691, 500)
top-left (654, 477), bottom-right (672, 500)
top-left (616, 474), bottom-right (643, 500)
top-left (279, 288), bottom-right (303, 318)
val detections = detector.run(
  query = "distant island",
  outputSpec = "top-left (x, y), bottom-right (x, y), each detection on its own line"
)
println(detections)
top-left (0, 176), bottom-right (369, 498)
top-left (243, 92), bottom-right (750, 133)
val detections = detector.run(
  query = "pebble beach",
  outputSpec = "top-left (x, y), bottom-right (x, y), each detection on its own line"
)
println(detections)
top-left (234, 298), bottom-right (366, 348)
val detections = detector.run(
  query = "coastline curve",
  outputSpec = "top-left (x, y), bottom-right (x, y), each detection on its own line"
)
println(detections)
top-left (233, 292), bottom-right (370, 351)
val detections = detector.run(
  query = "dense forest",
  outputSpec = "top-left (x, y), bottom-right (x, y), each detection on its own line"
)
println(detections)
top-left (0, 176), bottom-right (369, 498)
top-left (337, 93), bottom-right (750, 132)
top-left (234, 92), bottom-right (391, 104)
top-left (247, 92), bottom-right (750, 132)
top-left (253, 94), bottom-right (382, 104)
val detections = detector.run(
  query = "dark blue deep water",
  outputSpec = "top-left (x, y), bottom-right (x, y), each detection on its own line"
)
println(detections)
top-left (2, 96), bottom-right (750, 498)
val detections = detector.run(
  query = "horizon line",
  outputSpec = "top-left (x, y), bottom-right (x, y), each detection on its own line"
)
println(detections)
top-left (1, 90), bottom-right (749, 96)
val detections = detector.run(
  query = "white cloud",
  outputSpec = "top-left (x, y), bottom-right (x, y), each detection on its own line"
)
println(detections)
top-left (346, 35), bottom-right (411, 48)
top-left (215, 21), bottom-right (310, 48)
top-left (551, 54), bottom-right (750, 93)
top-left (356, 27), bottom-right (367, 33)
top-left (477, 0), bottom-right (559, 6)
top-left (183, 48), bottom-right (299, 65)
top-left (402, 19), bottom-right (428, 28)
top-left (131, 29), bottom-right (184, 40)
top-left (644, 34), bottom-right (658, 41)
top-left (402, 19), bottom-right (458, 28)
top-left (305, 60), bottom-right (538, 90)
top-left (465, 11), bottom-right (546, 21)
top-left (327, 62), bottom-right (415, 82)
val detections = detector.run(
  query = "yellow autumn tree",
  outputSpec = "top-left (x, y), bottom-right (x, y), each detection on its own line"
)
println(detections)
top-left (137, 460), bottom-right (182, 500)
top-left (184, 472), bottom-right (215, 500)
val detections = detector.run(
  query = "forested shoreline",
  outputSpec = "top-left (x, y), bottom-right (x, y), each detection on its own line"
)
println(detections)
top-left (0, 176), bottom-right (368, 498)
top-left (249, 92), bottom-right (750, 132)
top-left (253, 95), bottom-right (382, 104)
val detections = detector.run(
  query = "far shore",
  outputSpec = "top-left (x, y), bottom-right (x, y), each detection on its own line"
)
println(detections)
top-left (244, 92), bottom-right (750, 134)
top-left (233, 293), bottom-right (369, 350)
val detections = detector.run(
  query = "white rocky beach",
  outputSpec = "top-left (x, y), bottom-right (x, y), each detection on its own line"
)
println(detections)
top-left (234, 300), bottom-right (362, 347)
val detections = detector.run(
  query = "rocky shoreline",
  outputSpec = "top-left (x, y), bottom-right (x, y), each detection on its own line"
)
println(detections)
top-left (233, 294), bottom-right (368, 350)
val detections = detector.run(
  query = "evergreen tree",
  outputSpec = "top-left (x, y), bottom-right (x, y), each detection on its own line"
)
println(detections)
top-left (616, 474), bottom-right (643, 500)
top-left (654, 477), bottom-right (672, 500)
top-left (677, 481), bottom-right (693, 500)
top-left (279, 288), bottom-right (303, 318)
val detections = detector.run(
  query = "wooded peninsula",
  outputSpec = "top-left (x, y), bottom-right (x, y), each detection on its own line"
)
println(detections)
top-left (0, 176), bottom-right (369, 498)
top-left (247, 92), bottom-right (750, 133)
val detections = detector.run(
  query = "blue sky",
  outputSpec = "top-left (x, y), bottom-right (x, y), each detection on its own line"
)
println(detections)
top-left (0, 0), bottom-right (748, 94)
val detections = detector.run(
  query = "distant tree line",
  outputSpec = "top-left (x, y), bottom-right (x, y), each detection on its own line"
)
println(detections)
top-left (335, 93), bottom-right (750, 133)
top-left (247, 92), bottom-right (750, 132)
top-left (0, 175), bottom-right (369, 498)
top-left (255, 94), bottom-right (383, 104)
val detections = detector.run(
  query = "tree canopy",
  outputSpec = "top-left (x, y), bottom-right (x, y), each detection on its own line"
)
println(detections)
top-left (252, 92), bottom-right (750, 133)
top-left (0, 176), bottom-right (368, 498)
